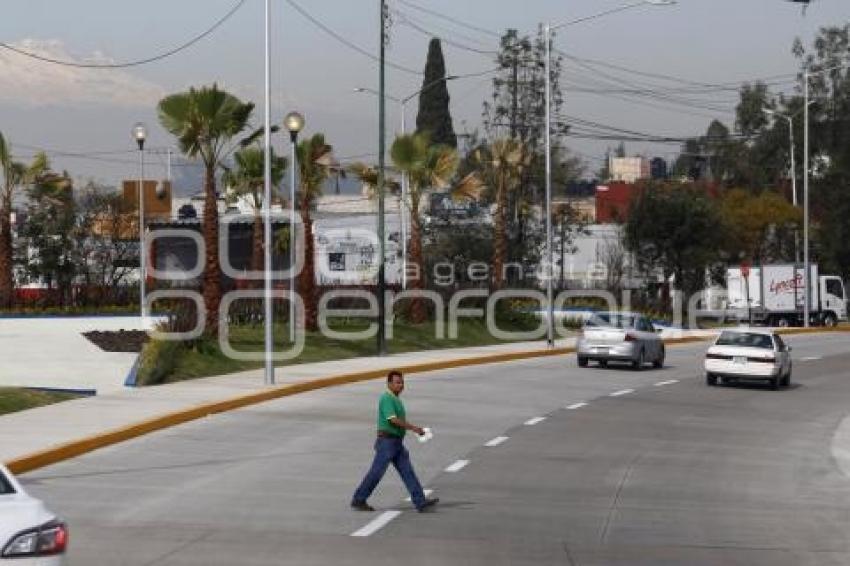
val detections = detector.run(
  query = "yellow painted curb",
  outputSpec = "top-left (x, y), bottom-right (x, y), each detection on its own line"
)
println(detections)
top-left (6, 327), bottom-right (847, 475)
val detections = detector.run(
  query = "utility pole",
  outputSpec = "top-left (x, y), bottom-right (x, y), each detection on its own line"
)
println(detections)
top-left (803, 67), bottom-right (811, 328)
top-left (376, 0), bottom-right (388, 355)
top-left (510, 41), bottom-right (519, 139)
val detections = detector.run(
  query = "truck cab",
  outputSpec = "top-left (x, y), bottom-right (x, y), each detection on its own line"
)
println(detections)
top-left (820, 276), bottom-right (847, 325)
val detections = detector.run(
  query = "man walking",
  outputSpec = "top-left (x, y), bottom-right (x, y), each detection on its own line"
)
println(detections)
top-left (351, 370), bottom-right (439, 512)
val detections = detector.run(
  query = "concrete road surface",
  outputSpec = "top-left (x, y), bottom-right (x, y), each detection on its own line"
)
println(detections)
top-left (21, 332), bottom-right (850, 565)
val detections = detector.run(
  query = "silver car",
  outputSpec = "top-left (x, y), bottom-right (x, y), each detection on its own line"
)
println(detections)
top-left (577, 312), bottom-right (665, 370)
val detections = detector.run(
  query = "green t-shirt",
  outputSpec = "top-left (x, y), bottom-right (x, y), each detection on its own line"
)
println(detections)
top-left (377, 390), bottom-right (406, 438)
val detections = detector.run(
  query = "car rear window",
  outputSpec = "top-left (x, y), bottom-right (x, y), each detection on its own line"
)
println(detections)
top-left (0, 471), bottom-right (15, 495)
top-left (585, 313), bottom-right (635, 329)
top-left (716, 331), bottom-right (774, 350)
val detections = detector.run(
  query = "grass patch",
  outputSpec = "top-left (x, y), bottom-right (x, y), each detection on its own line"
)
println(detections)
top-left (0, 388), bottom-right (81, 416)
top-left (139, 318), bottom-right (556, 386)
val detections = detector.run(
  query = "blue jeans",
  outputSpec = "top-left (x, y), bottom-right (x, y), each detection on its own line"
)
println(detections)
top-left (352, 437), bottom-right (427, 509)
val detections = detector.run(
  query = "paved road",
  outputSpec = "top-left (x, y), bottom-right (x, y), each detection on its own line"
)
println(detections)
top-left (21, 333), bottom-right (850, 565)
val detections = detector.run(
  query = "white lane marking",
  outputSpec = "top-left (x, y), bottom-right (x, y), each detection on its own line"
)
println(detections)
top-left (485, 436), bottom-right (509, 447)
top-left (524, 417), bottom-right (546, 426)
top-left (610, 389), bottom-right (634, 397)
top-left (405, 489), bottom-right (434, 502)
top-left (566, 402), bottom-right (588, 410)
top-left (351, 510), bottom-right (402, 537)
top-left (654, 380), bottom-right (679, 386)
top-left (445, 459), bottom-right (469, 473)
top-left (801, 356), bottom-right (822, 362)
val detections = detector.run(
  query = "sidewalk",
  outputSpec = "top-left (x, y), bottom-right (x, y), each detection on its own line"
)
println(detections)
top-left (0, 329), bottom-right (717, 470)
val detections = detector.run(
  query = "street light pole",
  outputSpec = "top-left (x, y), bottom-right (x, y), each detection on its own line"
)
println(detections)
top-left (400, 102), bottom-right (408, 289)
top-left (377, 0), bottom-right (388, 356)
top-left (544, 22), bottom-right (554, 348)
top-left (803, 68), bottom-right (811, 328)
top-left (763, 108), bottom-right (799, 262)
top-left (262, 0), bottom-right (274, 385)
top-left (132, 123), bottom-right (147, 323)
top-left (284, 112), bottom-right (305, 344)
top-left (542, 0), bottom-right (675, 346)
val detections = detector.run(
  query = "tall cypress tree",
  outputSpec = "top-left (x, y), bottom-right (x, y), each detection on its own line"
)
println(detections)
top-left (416, 38), bottom-right (457, 148)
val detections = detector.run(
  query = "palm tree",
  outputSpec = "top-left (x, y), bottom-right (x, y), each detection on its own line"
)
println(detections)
top-left (390, 132), bottom-right (481, 323)
top-left (0, 133), bottom-right (49, 308)
top-left (295, 133), bottom-right (333, 331)
top-left (158, 85), bottom-right (254, 336)
top-left (221, 145), bottom-right (287, 278)
top-left (472, 138), bottom-right (530, 290)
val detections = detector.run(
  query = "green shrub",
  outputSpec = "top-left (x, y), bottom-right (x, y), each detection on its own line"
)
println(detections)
top-left (136, 339), bottom-right (183, 386)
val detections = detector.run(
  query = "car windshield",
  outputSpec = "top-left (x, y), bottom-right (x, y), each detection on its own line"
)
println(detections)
top-left (716, 331), bottom-right (774, 350)
top-left (585, 313), bottom-right (635, 329)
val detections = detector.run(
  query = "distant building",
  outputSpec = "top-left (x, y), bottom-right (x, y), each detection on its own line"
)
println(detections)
top-left (650, 157), bottom-right (668, 180)
top-left (608, 157), bottom-right (650, 183)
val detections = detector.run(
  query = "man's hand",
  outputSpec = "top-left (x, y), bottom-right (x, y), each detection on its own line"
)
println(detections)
top-left (414, 426), bottom-right (425, 436)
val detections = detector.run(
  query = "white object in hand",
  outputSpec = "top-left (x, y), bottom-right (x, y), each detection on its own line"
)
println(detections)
top-left (418, 427), bottom-right (434, 443)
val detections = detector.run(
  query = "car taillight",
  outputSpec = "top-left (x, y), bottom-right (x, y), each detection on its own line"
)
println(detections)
top-left (706, 353), bottom-right (732, 360)
top-left (625, 333), bottom-right (636, 342)
top-left (748, 356), bottom-right (776, 363)
top-left (2, 520), bottom-right (67, 557)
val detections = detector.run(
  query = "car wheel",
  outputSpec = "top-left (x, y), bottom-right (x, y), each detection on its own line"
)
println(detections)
top-left (770, 376), bottom-right (780, 390)
top-left (632, 349), bottom-right (645, 371)
top-left (578, 356), bottom-right (588, 368)
top-left (653, 346), bottom-right (665, 369)
top-left (599, 360), bottom-right (608, 368)
top-left (782, 364), bottom-right (792, 387)
top-left (706, 373), bottom-right (717, 386)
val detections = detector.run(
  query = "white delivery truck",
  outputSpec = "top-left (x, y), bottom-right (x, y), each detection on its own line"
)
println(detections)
top-left (726, 264), bottom-right (847, 327)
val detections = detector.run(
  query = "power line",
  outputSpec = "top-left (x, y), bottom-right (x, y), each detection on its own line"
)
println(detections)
top-left (284, 0), bottom-right (421, 76)
top-left (391, 9), bottom-right (499, 56)
top-left (393, 0), bottom-right (502, 39)
top-left (0, 0), bottom-right (247, 68)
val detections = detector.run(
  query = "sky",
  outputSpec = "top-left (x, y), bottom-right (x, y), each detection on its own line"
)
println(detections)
top-left (0, 0), bottom-right (846, 193)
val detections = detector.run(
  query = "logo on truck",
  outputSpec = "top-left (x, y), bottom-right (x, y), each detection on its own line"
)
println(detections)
top-left (769, 273), bottom-right (804, 295)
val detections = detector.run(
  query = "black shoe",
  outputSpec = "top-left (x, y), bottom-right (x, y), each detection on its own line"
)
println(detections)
top-left (351, 500), bottom-right (375, 512)
top-left (417, 497), bottom-right (439, 512)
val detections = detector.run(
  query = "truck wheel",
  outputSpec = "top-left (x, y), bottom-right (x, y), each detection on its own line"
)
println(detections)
top-left (824, 313), bottom-right (838, 328)
top-left (776, 316), bottom-right (790, 328)
top-left (578, 356), bottom-right (588, 368)
top-left (706, 373), bottom-right (717, 386)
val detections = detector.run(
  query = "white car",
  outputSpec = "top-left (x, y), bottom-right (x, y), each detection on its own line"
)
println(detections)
top-left (704, 329), bottom-right (792, 390)
top-left (0, 465), bottom-right (67, 565)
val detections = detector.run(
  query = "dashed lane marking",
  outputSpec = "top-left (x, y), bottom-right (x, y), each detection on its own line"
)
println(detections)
top-left (485, 436), bottom-right (509, 447)
top-left (654, 380), bottom-right (679, 386)
top-left (524, 417), bottom-right (546, 426)
top-left (445, 460), bottom-right (469, 473)
top-left (610, 389), bottom-right (634, 397)
top-left (566, 402), bottom-right (588, 410)
top-left (351, 510), bottom-right (402, 537)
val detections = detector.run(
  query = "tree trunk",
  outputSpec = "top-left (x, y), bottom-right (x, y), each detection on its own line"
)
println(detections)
top-left (252, 212), bottom-right (264, 286)
top-left (408, 198), bottom-right (427, 324)
top-left (491, 176), bottom-right (508, 291)
top-left (0, 206), bottom-right (13, 309)
top-left (298, 201), bottom-right (318, 331)
top-left (203, 167), bottom-right (222, 337)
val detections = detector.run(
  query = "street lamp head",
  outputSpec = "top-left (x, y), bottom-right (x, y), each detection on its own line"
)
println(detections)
top-left (132, 122), bottom-right (147, 150)
top-left (284, 111), bottom-right (305, 142)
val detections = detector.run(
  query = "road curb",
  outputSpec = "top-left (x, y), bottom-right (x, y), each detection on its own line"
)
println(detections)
top-left (5, 329), bottom-right (843, 475)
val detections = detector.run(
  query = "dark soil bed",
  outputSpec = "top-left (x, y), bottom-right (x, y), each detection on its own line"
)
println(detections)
top-left (83, 330), bottom-right (150, 353)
